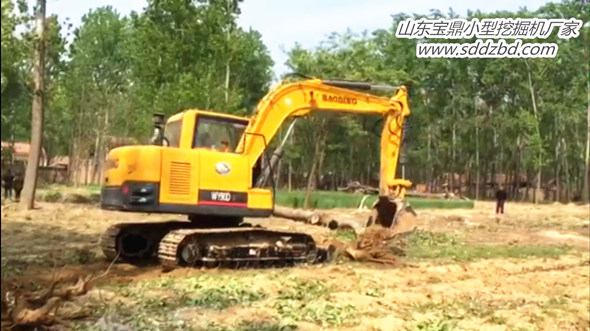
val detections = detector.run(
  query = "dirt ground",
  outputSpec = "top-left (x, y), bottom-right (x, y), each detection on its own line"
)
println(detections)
top-left (1, 199), bottom-right (588, 331)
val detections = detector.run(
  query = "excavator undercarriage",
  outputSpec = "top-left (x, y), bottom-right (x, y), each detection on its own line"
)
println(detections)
top-left (99, 197), bottom-right (416, 269)
top-left (100, 218), bottom-right (328, 269)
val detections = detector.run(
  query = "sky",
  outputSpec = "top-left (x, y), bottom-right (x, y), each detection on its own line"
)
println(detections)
top-left (38, 0), bottom-right (555, 80)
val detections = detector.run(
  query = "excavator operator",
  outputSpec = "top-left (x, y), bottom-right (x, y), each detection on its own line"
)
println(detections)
top-left (220, 141), bottom-right (229, 152)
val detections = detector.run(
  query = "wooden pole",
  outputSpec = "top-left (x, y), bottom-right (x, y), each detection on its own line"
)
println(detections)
top-left (20, 0), bottom-right (46, 210)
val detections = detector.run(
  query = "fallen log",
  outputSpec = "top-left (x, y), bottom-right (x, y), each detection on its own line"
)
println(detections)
top-left (336, 181), bottom-right (471, 200)
top-left (313, 212), bottom-right (370, 234)
top-left (273, 206), bottom-right (316, 223)
top-left (337, 181), bottom-right (379, 195)
top-left (273, 206), bottom-right (373, 234)
top-left (405, 191), bottom-right (469, 200)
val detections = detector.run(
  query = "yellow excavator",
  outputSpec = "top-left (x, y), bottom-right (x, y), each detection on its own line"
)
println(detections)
top-left (99, 77), bottom-right (415, 268)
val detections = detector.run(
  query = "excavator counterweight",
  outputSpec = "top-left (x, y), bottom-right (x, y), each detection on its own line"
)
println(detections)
top-left (98, 77), bottom-right (416, 269)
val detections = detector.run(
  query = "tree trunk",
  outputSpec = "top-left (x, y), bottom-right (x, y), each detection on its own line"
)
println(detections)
top-left (20, 0), bottom-right (46, 210)
top-left (583, 104), bottom-right (590, 203)
top-left (65, 129), bottom-right (75, 184)
top-left (224, 61), bottom-right (230, 104)
top-left (273, 206), bottom-right (317, 222)
top-left (514, 135), bottom-right (522, 200)
top-left (71, 84), bottom-right (84, 186)
top-left (70, 141), bottom-right (78, 186)
top-left (273, 206), bottom-right (374, 234)
top-left (525, 59), bottom-right (542, 204)
top-left (491, 118), bottom-right (497, 189)
top-left (91, 129), bottom-right (100, 184)
top-left (84, 158), bottom-right (90, 185)
top-left (506, 165), bottom-right (512, 200)
top-left (96, 107), bottom-right (110, 184)
top-left (475, 125), bottom-right (480, 200)
top-left (466, 159), bottom-right (472, 198)
top-left (427, 128), bottom-right (433, 193)
top-left (316, 142), bottom-right (325, 190)
top-left (583, 20), bottom-right (590, 204)
top-left (451, 123), bottom-right (456, 194)
top-left (275, 158), bottom-right (283, 190)
top-left (303, 135), bottom-right (322, 209)
top-left (482, 156), bottom-right (489, 199)
top-left (554, 139), bottom-right (561, 202)
top-left (499, 118), bottom-right (505, 180)
top-left (288, 160), bottom-right (292, 192)
top-left (584, 87), bottom-right (590, 203)
top-left (524, 170), bottom-right (531, 202)
top-left (563, 138), bottom-right (571, 203)
top-left (224, 0), bottom-right (232, 105)
top-left (533, 170), bottom-right (546, 204)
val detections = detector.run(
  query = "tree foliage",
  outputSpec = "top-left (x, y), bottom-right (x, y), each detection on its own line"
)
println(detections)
top-left (0, 0), bottom-right (588, 203)
top-left (282, 0), bottom-right (589, 202)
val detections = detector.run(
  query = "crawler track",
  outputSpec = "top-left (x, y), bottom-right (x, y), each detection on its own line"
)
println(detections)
top-left (100, 220), bottom-right (326, 269)
top-left (158, 227), bottom-right (318, 268)
top-left (100, 221), bottom-right (201, 263)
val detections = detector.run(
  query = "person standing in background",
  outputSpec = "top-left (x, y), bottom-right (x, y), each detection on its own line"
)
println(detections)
top-left (495, 184), bottom-right (507, 214)
top-left (13, 172), bottom-right (24, 201)
top-left (2, 169), bottom-right (14, 201)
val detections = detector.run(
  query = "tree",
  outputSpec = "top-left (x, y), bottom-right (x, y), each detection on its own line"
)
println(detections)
top-left (280, 1), bottom-right (588, 203)
top-left (20, 0), bottom-right (46, 210)
top-left (2, 0), bottom-right (587, 205)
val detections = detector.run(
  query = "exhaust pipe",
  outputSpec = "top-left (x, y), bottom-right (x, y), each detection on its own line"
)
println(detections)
top-left (150, 113), bottom-right (166, 146)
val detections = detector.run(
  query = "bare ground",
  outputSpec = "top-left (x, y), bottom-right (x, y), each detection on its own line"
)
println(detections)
top-left (1, 199), bottom-right (588, 331)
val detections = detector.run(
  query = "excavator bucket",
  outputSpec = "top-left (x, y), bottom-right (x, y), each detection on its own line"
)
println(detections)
top-left (371, 196), bottom-right (418, 235)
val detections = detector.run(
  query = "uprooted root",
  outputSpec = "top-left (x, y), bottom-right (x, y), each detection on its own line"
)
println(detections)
top-left (1, 256), bottom-right (117, 330)
top-left (319, 225), bottom-right (415, 265)
top-left (1, 274), bottom-right (97, 330)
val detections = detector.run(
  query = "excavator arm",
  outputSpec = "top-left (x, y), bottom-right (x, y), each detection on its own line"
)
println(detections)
top-left (237, 78), bottom-right (412, 197)
top-left (236, 78), bottom-right (414, 228)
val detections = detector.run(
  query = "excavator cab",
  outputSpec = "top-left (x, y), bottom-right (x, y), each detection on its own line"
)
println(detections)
top-left (152, 111), bottom-right (248, 153)
top-left (101, 109), bottom-right (275, 219)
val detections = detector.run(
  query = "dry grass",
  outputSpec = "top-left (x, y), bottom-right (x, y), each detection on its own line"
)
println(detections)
top-left (1, 192), bottom-right (589, 331)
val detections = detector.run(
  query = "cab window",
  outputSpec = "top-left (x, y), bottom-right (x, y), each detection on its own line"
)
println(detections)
top-left (164, 119), bottom-right (182, 147)
top-left (192, 115), bottom-right (247, 153)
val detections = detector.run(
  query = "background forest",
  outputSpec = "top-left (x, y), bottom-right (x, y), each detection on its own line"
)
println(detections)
top-left (1, 0), bottom-right (589, 203)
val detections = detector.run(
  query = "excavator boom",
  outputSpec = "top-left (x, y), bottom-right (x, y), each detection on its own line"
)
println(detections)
top-left (237, 78), bottom-right (414, 228)
top-left (238, 79), bottom-right (411, 196)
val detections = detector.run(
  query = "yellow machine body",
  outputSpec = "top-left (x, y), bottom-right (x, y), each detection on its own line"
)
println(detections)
top-left (101, 110), bottom-right (274, 218)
